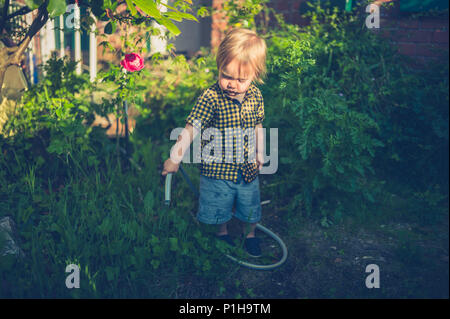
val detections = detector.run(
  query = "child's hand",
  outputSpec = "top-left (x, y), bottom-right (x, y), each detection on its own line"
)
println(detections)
top-left (256, 152), bottom-right (264, 170)
top-left (161, 158), bottom-right (180, 176)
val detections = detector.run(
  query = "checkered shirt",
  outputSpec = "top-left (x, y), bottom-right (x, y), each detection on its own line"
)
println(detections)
top-left (186, 81), bottom-right (265, 183)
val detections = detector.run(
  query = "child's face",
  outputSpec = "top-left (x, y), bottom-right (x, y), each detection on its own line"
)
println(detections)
top-left (218, 59), bottom-right (255, 99)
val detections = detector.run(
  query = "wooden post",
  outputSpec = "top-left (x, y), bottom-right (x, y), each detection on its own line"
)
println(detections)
top-left (25, 11), bottom-right (35, 84)
top-left (150, 0), bottom-right (168, 55)
top-left (74, 4), bottom-right (81, 75)
top-left (59, 15), bottom-right (65, 59)
top-left (89, 12), bottom-right (97, 82)
top-left (41, 18), bottom-right (56, 75)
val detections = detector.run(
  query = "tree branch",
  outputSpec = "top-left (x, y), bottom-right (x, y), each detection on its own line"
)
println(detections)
top-left (14, 3), bottom-right (49, 64)
top-left (7, 6), bottom-right (32, 21)
top-left (0, 0), bottom-right (11, 34)
top-left (2, 0), bottom-right (10, 21)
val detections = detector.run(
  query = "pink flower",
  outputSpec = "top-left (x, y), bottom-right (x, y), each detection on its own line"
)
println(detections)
top-left (120, 53), bottom-right (144, 72)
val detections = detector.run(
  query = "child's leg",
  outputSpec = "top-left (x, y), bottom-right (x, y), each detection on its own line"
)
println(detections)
top-left (243, 222), bottom-right (257, 238)
top-left (234, 176), bottom-right (262, 234)
top-left (242, 221), bottom-right (262, 257)
top-left (197, 175), bottom-right (236, 231)
top-left (217, 222), bottom-right (229, 236)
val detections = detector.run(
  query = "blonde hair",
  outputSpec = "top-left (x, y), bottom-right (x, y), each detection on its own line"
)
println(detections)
top-left (216, 28), bottom-right (267, 84)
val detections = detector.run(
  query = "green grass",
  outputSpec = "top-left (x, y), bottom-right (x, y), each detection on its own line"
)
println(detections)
top-left (0, 138), bottom-right (240, 298)
top-left (0, 134), bottom-right (448, 298)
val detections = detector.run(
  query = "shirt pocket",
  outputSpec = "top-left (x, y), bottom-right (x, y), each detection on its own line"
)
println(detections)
top-left (242, 107), bottom-right (258, 128)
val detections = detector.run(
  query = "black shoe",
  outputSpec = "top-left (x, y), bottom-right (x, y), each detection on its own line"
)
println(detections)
top-left (244, 237), bottom-right (262, 257)
top-left (216, 234), bottom-right (235, 247)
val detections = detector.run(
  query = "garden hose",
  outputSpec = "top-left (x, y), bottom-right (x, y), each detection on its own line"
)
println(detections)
top-left (164, 165), bottom-right (288, 270)
top-left (164, 173), bottom-right (173, 206)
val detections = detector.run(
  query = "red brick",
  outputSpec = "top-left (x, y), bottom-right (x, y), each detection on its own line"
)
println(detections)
top-left (212, 12), bottom-right (225, 21)
top-left (396, 19), bottom-right (420, 29)
top-left (397, 42), bottom-right (416, 56)
top-left (415, 43), bottom-right (448, 57)
top-left (377, 0), bottom-right (401, 15)
top-left (292, 0), bottom-right (304, 11)
top-left (379, 18), bottom-right (395, 28)
top-left (433, 30), bottom-right (449, 44)
top-left (276, 0), bottom-right (290, 11)
top-left (375, 28), bottom-right (396, 39)
top-left (419, 19), bottom-right (449, 30)
top-left (290, 12), bottom-right (309, 26)
top-left (212, 20), bottom-right (228, 31)
top-left (212, 0), bottom-right (224, 10)
top-left (414, 30), bottom-right (435, 43)
top-left (411, 56), bottom-right (429, 68)
top-left (395, 29), bottom-right (433, 43)
top-left (438, 42), bottom-right (449, 51)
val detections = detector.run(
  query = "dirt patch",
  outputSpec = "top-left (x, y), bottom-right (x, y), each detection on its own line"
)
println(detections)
top-left (176, 214), bottom-right (449, 298)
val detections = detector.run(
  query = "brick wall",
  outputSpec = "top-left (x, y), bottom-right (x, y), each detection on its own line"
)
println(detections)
top-left (371, 0), bottom-right (449, 66)
top-left (266, 0), bottom-right (310, 26)
top-left (211, 0), bottom-right (449, 66)
top-left (376, 15), bottom-right (449, 65)
top-left (211, 0), bottom-right (229, 50)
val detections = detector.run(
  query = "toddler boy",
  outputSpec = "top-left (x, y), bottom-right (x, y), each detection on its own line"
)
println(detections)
top-left (162, 28), bottom-right (267, 257)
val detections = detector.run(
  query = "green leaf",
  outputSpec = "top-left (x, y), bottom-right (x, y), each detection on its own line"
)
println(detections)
top-left (169, 237), bottom-right (178, 251)
top-left (87, 155), bottom-right (99, 167)
top-left (47, 138), bottom-right (65, 155)
top-left (177, 11), bottom-right (198, 22)
top-left (280, 157), bottom-right (293, 164)
top-left (47, 0), bottom-right (67, 18)
top-left (99, 218), bottom-right (112, 235)
top-left (25, 0), bottom-right (44, 10)
top-left (151, 259), bottom-right (160, 269)
top-left (91, 0), bottom-right (105, 18)
top-left (79, 105), bottom-right (89, 113)
top-left (165, 11), bottom-right (198, 22)
top-left (164, 11), bottom-right (183, 22)
top-left (144, 191), bottom-right (154, 213)
top-left (105, 266), bottom-right (119, 281)
top-left (197, 7), bottom-right (209, 18)
top-left (365, 192), bottom-right (375, 203)
top-left (125, 0), bottom-right (137, 16)
top-left (0, 255), bottom-right (17, 272)
top-left (155, 17), bottom-right (181, 35)
top-left (104, 22), bottom-right (116, 34)
top-left (133, 0), bottom-right (162, 19)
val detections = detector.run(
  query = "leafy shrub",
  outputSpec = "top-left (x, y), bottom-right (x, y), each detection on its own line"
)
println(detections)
top-left (259, 1), bottom-right (448, 222)
top-left (260, 27), bottom-right (380, 221)
top-left (1, 56), bottom-right (113, 184)
top-left (3, 57), bottom-right (92, 138)
top-left (1, 127), bottom-right (236, 298)
top-left (300, 1), bottom-right (449, 191)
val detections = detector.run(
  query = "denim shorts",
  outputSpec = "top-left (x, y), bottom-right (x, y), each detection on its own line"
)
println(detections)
top-left (197, 172), bottom-right (261, 225)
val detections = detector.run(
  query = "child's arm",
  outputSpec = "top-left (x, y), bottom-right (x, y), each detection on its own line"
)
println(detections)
top-left (254, 89), bottom-right (265, 170)
top-left (162, 123), bottom-right (197, 176)
top-left (255, 123), bottom-right (264, 170)
top-left (162, 88), bottom-right (214, 175)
